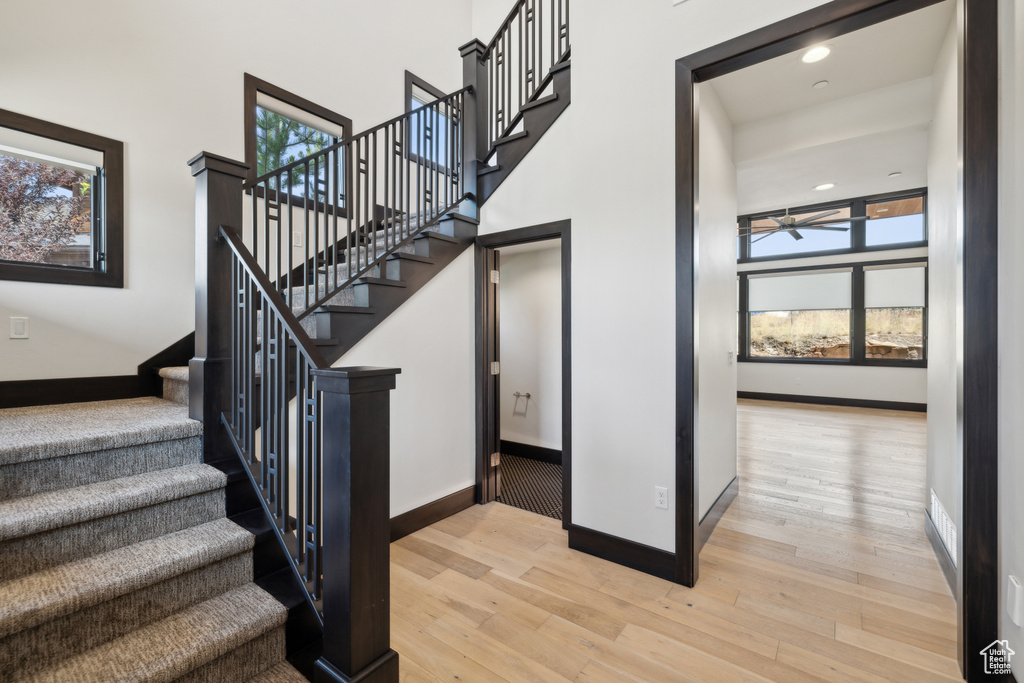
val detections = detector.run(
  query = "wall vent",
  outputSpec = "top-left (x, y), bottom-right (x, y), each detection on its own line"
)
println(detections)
top-left (930, 489), bottom-right (957, 566)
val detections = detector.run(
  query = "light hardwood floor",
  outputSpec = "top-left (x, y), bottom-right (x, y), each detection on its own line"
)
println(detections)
top-left (390, 399), bottom-right (959, 681)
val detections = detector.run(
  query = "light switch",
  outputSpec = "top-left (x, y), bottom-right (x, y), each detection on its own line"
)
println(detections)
top-left (9, 317), bottom-right (28, 339)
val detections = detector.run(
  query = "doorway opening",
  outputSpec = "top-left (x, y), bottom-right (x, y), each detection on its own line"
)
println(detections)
top-left (676, 0), bottom-right (998, 677)
top-left (476, 221), bottom-right (571, 528)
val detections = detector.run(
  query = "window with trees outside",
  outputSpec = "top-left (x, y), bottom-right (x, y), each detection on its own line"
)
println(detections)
top-left (0, 108), bottom-right (123, 287)
top-left (243, 74), bottom-right (352, 201)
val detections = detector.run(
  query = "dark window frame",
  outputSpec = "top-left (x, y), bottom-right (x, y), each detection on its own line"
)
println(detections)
top-left (403, 70), bottom-right (451, 171)
top-left (738, 256), bottom-right (928, 368)
top-left (0, 108), bottom-right (123, 288)
top-left (738, 188), bottom-right (928, 264)
top-left (243, 73), bottom-right (353, 188)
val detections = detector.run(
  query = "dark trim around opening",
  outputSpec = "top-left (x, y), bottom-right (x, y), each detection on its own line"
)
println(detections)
top-left (243, 73), bottom-right (353, 187)
top-left (476, 220), bottom-right (571, 530)
top-left (677, 1), bottom-right (997, 678)
top-left (0, 108), bottom-right (124, 288)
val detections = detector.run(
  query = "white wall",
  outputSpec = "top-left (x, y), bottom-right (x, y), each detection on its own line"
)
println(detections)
top-left (498, 244), bottom-right (562, 451)
top-left (332, 251), bottom-right (477, 517)
top-left (925, 15), bottom-right (960, 540)
top-left (0, 0), bottom-right (472, 382)
top-left (739, 363), bottom-right (927, 404)
top-left (998, 0), bottom-right (1024, 661)
top-left (697, 84), bottom-right (738, 518)
top-left (569, 0), bottom-right (827, 552)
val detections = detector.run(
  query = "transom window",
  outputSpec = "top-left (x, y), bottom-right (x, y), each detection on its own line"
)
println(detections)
top-left (738, 190), bottom-right (927, 262)
top-left (0, 108), bottom-right (123, 287)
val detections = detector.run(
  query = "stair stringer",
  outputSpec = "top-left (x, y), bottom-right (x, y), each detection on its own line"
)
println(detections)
top-left (478, 59), bottom-right (571, 204)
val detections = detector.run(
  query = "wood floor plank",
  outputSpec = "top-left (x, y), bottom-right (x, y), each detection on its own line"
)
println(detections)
top-left (390, 401), bottom-right (958, 681)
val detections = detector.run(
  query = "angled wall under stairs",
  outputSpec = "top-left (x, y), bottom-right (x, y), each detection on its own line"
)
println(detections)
top-left (0, 397), bottom-right (309, 682)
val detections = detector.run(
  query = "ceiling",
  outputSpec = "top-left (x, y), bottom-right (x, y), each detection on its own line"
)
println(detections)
top-left (706, 0), bottom-right (955, 215)
top-left (710, 1), bottom-right (955, 126)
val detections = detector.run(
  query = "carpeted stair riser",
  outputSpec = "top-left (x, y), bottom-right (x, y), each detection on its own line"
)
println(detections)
top-left (0, 437), bottom-right (201, 501)
top-left (249, 661), bottom-right (312, 682)
top-left (0, 488), bottom-right (225, 581)
top-left (2, 553), bottom-right (252, 679)
top-left (15, 583), bottom-right (287, 683)
top-left (175, 626), bottom-right (286, 683)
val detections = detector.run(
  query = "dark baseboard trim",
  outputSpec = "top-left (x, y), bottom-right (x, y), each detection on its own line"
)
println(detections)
top-left (390, 486), bottom-right (476, 542)
top-left (737, 391), bottom-right (926, 413)
top-left (567, 524), bottom-right (676, 582)
top-left (698, 476), bottom-right (738, 551)
top-left (0, 375), bottom-right (148, 409)
top-left (924, 509), bottom-right (957, 598)
top-left (138, 332), bottom-right (196, 398)
top-left (500, 439), bottom-right (562, 465)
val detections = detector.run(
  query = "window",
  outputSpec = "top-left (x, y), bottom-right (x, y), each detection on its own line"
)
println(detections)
top-left (864, 264), bottom-right (926, 360)
top-left (738, 190), bottom-right (927, 262)
top-left (404, 71), bottom-right (450, 167)
top-left (243, 74), bottom-right (352, 192)
top-left (865, 196), bottom-right (926, 246)
top-left (0, 108), bottom-right (123, 287)
top-left (747, 270), bottom-right (852, 359)
top-left (739, 260), bottom-right (927, 365)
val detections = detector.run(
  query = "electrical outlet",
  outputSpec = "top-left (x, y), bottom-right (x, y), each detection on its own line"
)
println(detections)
top-left (655, 486), bottom-right (669, 509)
top-left (9, 317), bottom-right (28, 339)
top-left (293, 231), bottom-right (303, 247)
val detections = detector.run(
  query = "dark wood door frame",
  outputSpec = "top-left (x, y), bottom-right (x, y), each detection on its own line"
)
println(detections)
top-left (476, 220), bottom-right (572, 529)
top-left (675, 1), bottom-right (997, 679)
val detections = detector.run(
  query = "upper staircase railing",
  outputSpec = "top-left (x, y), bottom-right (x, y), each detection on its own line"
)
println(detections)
top-left (245, 87), bottom-right (470, 319)
top-left (187, 80), bottom-right (472, 683)
top-left (476, 0), bottom-right (569, 156)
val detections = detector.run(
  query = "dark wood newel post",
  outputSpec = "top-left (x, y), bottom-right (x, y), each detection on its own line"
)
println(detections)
top-left (459, 38), bottom-right (487, 219)
top-left (187, 152), bottom-right (248, 461)
top-left (313, 366), bottom-right (401, 683)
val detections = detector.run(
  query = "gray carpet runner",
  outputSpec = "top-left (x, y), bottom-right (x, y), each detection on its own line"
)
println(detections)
top-left (497, 454), bottom-right (563, 520)
top-left (0, 396), bottom-right (308, 682)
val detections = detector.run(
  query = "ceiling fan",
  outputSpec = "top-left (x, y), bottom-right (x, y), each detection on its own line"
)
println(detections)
top-left (739, 209), bottom-right (868, 242)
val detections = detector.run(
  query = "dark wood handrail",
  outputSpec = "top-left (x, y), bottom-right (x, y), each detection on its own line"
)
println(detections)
top-left (249, 86), bottom-right (472, 188)
top-left (218, 225), bottom-right (328, 367)
top-left (485, 0), bottom-right (528, 55)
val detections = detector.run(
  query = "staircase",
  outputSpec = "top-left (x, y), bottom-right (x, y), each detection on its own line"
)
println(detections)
top-left (0, 393), bottom-right (306, 682)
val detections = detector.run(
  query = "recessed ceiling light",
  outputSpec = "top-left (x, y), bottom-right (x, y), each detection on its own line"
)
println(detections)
top-left (812, 80), bottom-right (830, 90)
top-left (813, 183), bottom-right (835, 191)
top-left (802, 45), bottom-right (831, 63)
top-left (888, 171), bottom-right (903, 178)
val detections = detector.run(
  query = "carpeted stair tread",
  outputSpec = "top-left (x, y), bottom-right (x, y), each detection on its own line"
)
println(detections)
top-left (14, 583), bottom-right (287, 683)
top-left (0, 397), bottom-right (201, 466)
top-left (247, 661), bottom-right (310, 682)
top-left (0, 463), bottom-right (225, 541)
top-left (157, 366), bottom-right (189, 382)
top-left (0, 518), bottom-right (253, 638)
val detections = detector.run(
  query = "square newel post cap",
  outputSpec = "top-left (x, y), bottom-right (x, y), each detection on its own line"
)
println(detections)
top-left (459, 38), bottom-right (487, 58)
top-left (312, 366), bottom-right (401, 395)
top-left (187, 152), bottom-right (249, 178)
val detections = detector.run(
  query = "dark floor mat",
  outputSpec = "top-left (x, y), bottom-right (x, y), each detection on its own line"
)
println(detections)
top-left (497, 454), bottom-right (562, 520)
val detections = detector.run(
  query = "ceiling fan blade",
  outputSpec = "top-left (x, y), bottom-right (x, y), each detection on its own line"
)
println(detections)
top-left (794, 210), bottom-right (840, 225)
top-left (750, 232), bottom-right (775, 244)
top-left (789, 230), bottom-right (804, 240)
top-left (803, 216), bottom-right (869, 226)
top-left (769, 216), bottom-right (789, 227)
top-left (800, 225), bottom-right (849, 231)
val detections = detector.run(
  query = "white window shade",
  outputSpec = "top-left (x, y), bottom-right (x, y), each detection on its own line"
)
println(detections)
top-left (0, 126), bottom-right (104, 173)
top-left (256, 93), bottom-right (347, 139)
top-left (865, 265), bottom-right (925, 308)
top-left (749, 270), bottom-right (852, 311)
